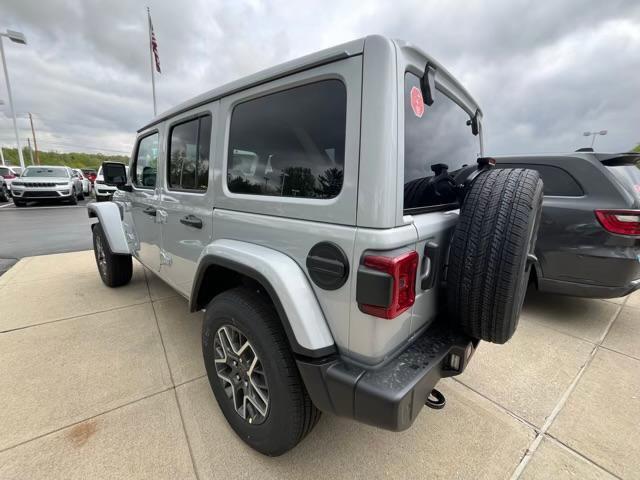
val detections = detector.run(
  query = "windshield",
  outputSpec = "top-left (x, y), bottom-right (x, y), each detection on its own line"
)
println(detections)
top-left (403, 73), bottom-right (480, 211)
top-left (22, 167), bottom-right (70, 178)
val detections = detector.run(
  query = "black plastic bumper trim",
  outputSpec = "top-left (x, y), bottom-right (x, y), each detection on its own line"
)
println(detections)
top-left (297, 322), bottom-right (478, 431)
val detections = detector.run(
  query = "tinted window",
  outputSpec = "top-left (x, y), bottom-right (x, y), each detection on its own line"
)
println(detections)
top-left (0, 167), bottom-right (10, 176)
top-left (497, 163), bottom-right (584, 196)
top-left (133, 133), bottom-right (159, 188)
top-left (227, 80), bottom-right (346, 199)
top-left (404, 73), bottom-right (480, 210)
top-left (168, 115), bottom-right (211, 191)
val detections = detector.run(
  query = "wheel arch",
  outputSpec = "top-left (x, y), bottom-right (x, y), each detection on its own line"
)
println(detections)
top-left (191, 239), bottom-right (336, 358)
top-left (87, 202), bottom-right (130, 254)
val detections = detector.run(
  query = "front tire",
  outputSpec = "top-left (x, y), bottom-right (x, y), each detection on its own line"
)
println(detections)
top-left (0, 184), bottom-right (8, 202)
top-left (92, 223), bottom-right (133, 287)
top-left (13, 199), bottom-right (26, 207)
top-left (68, 188), bottom-right (78, 205)
top-left (202, 287), bottom-right (320, 456)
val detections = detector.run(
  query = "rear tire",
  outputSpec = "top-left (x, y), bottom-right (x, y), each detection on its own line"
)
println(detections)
top-left (0, 185), bottom-right (8, 202)
top-left (447, 168), bottom-right (543, 344)
top-left (92, 223), bottom-right (133, 287)
top-left (78, 190), bottom-right (85, 201)
top-left (202, 287), bottom-right (320, 456)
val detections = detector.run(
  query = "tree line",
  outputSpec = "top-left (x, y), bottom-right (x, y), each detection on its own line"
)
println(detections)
top-left (0, 147), bottom-right (128, 170)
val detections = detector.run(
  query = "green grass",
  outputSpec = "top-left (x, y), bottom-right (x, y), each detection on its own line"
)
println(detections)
top-left (1, 147), bottom-right (128, 170)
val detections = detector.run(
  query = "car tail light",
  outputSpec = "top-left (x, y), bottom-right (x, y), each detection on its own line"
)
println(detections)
top-left (595, 210), bottom-right (640, 236)
top-left (4, 173), bottom-right (15, 179)
top-left (359, 251), bottom-right (419, 319)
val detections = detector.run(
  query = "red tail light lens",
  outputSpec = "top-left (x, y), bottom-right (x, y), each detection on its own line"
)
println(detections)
top-left (360, 251), bottom-right (419, 319)
top-left (595, 210), bottom-right (640, 236)
top-left (4, 173), bottom-right (15, 179)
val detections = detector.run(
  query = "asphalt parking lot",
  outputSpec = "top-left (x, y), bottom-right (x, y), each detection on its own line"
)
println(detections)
top-left (0, 199), bottom-right (93, 264)
top-left (0, 250), bottom-right (638, 479)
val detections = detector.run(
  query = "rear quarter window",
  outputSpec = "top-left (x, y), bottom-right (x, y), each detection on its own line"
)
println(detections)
top-left (496, 163), bottom-right (584, 196)
top-left (226, 80), bottom-right (347, 199)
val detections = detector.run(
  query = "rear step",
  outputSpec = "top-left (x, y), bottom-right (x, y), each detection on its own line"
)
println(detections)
top-left (297, 322), bottom-right (478, 431)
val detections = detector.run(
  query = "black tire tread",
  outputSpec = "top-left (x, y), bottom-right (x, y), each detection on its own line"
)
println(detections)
top-left (203, 287), bottom-right (320, 456)
top-left (92, 223), bottom-right (133, 287)
top-left (447, 168), bottom-right (543, 343)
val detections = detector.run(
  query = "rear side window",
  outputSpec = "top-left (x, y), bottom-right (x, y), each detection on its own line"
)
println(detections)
top-left (497, 163), bottom-right (583, 196)
top-left (227, 80), bottom-right (347, 199)
top-left (168, 115), bottom-right (212, 191)
top-left (133, 133), bottom-right (159, 188)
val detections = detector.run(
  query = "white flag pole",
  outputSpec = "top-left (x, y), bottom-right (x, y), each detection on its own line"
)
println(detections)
top-left (147, 7), bottom-right (157, 117)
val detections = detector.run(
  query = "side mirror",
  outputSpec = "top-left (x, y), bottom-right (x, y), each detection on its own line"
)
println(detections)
top-left (102, 162), bottom-right (128, 188)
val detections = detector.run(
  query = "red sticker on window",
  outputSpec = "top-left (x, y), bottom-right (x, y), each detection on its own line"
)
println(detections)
top-left (410, 86), bottom-right (424, 118)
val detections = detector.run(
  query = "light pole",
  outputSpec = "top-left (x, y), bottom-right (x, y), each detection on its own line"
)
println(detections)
top-left (583, 130), bottom-right (607, 149)
top-left (0, 98), bottom-right (4, 165)
top-left (280, 171), bottom-right (289, 196)
top-left (0, 29), bottom-right (27, 170)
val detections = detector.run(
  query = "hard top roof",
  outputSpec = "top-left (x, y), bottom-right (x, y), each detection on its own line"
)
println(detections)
top-left (137, 34), bottom-right (483, 133)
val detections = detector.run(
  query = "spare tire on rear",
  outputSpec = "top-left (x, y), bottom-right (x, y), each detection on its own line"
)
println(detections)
top-left (447, 168), bottom-right (543, 344)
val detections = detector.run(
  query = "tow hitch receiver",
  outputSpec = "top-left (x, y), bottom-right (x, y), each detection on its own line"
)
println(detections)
top-left (425, 389), bottom-right (446, 410)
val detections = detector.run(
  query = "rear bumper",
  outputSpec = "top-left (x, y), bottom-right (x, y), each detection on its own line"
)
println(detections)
top-left (297, 322), bottom-right (478, 431)
top-left (538, 276), bottom-right (640, 299)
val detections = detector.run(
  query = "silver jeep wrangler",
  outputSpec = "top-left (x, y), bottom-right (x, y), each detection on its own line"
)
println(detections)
top-left (89, 35), bottom-right (543, 456)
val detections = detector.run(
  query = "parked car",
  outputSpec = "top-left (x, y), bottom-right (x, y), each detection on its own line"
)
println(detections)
top-left (0, 165), bottom-right (22, 195)
top-left (94, 165), bottom-right (128, 201)
top-left (11, 166), bottom-right (84, 206)
top-left (494, 151), bottom-right (640, 298)
top-left (81, 168), bottom-right (97, 184)
top-left (72, 168), bottom-right (92, 195)
top-left (0, 175), bottom-right (9, 202)
top-left (88, 35), bottom-right (543, 456)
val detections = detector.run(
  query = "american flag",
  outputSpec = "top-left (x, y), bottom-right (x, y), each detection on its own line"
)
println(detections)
top-left (148, 10), bottom-right (161, 74)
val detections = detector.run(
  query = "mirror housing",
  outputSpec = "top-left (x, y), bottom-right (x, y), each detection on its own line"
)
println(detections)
top-left (102, 162), bottom-right (128, 188)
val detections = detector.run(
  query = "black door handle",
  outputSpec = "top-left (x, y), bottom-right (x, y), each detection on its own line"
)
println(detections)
top-left (180, 214), bottom-right (203, 229)
top-left (143, 207), bottom-right (157, 216)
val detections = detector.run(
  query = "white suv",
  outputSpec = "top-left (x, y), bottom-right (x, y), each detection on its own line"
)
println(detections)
top-left (11, 166), bottom-right (84, 206)
top-left (89, 35), bottom-right (543, 456)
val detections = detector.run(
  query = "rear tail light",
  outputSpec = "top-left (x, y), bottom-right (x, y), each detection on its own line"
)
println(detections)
top-left (595, 210), bottom-right (640, 236)
top-left (4, 173), bottom-right (15, 179)
top-left (359, 251), bottom-right (419, 319)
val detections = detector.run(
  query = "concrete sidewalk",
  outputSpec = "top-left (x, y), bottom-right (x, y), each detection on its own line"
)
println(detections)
top-left (0, 251), bottom-right (638, 479)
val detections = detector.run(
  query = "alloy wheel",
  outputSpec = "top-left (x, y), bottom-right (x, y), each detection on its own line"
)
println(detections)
top-left (214, 325), bottom-right (270, 424)
top-left (95, 234), bottom-right (108, 277)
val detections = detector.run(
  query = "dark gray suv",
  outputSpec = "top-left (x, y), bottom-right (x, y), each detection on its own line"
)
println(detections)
top-left (495, 151), bottom-right (640, 298)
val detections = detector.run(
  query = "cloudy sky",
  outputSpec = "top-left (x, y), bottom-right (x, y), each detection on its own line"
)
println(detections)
top-left (0, 0), bottom-right (638, 158)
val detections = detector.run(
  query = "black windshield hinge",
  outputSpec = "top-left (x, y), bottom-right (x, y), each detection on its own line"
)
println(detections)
top-left (420, 63), bottom-right (436, 106)
top-left (466, 109), bottom-right (480, 136)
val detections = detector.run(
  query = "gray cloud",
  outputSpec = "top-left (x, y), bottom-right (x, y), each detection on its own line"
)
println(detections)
top-left (0, 0), bottom-right (638, 158)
